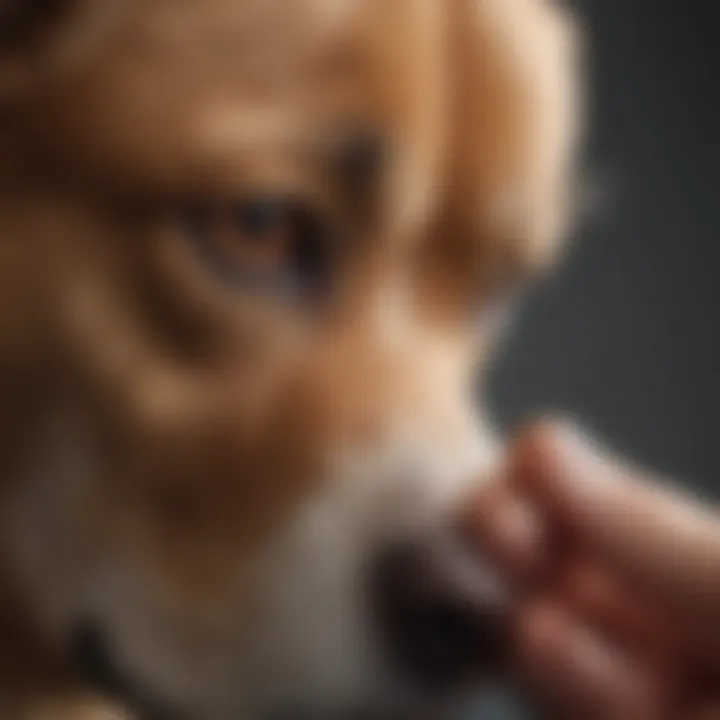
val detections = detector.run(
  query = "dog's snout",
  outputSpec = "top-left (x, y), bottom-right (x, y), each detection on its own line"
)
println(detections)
top-left (371, 540), bottom-right (510, 691)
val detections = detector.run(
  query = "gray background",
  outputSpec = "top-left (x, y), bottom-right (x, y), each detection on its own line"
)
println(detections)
top-left (488, 0), bottom-right (719, 495)
top-left (479, 1), bottom-right (718, 716)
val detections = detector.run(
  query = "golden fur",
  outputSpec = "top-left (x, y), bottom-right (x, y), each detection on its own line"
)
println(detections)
top-left (0, 0), bottom-right (581, 717)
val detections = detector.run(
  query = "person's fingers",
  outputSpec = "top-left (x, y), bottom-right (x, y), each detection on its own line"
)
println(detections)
top-left (461, 477), bottom-right (549, 585)
top-left (517, 601), bottom-right (662, 720)
top-left (560, 560), bottom-right (686, 676)
top-left (511, 421), bottom-right (720, 615)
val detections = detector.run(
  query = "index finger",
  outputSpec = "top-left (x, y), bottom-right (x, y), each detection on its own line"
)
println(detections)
top-left (512, 421), bottom-right (720, 617)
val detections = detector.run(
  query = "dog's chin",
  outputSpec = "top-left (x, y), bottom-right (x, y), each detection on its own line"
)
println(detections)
top-left (72, 622), bottom-right (467, 720)
top-left (71, 616), bottom-right (437, 720)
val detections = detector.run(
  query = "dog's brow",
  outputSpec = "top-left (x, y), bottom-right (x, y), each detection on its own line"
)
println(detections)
top-left (197, 106), bottom-right (313, 154)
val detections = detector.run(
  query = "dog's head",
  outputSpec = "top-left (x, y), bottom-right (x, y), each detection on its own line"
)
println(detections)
top-left (0, 0), bottom-right (580, 716)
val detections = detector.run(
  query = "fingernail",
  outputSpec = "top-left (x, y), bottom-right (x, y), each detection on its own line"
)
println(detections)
top-left (531, 418), bottom-right (616, 492)
top-left (553, 420), bottom-right (606, 465)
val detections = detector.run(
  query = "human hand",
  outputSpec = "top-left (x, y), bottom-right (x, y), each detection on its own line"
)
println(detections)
top-left (465, 422), bottom-right (720, 719)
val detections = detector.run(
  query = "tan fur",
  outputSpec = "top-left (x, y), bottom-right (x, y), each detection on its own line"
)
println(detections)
top-left (0, 1), bottom-right (581, 717)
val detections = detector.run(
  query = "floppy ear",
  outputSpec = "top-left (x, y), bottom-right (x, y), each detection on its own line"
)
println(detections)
top-left (0, 0), bottom-right (117, 99)
top-left (459, 0), bottom-right (584, 283)
top-left (514, 2), bottom-right (584, 271)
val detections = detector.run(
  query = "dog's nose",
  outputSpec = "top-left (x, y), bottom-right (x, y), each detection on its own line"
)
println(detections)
top-left (371, 540), bottom-right (510, 691)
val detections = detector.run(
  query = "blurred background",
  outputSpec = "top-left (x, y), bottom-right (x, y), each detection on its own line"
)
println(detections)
top-left (479, 1), bottom-right (718, 716)
top-left (488, 0), bottom-right (719, 497)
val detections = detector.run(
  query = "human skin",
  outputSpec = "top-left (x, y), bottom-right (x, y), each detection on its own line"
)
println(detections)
top-left (464, 421), bottom-right (720, 719)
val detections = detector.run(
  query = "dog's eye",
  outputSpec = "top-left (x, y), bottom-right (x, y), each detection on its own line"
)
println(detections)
top-left (179, 197), bottom-right (332, 300)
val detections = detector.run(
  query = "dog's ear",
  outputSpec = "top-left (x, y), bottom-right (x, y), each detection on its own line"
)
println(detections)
top-left (461, 0), bottom-right (584, 288)
top-left (513, 2), bottom-right (584, 273)
top-left (0, 0), bottom-right (118, 99)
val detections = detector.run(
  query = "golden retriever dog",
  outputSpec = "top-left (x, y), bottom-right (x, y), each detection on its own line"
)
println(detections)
top-left (0, 0), bottom-right (581, 717)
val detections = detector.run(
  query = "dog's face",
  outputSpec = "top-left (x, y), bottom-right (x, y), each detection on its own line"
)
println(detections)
top-left (0, 0), bottom-right (580, 717)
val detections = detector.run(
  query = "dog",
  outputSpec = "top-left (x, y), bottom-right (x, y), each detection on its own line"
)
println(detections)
top-left (0, 0), bottom-right (581, 717)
